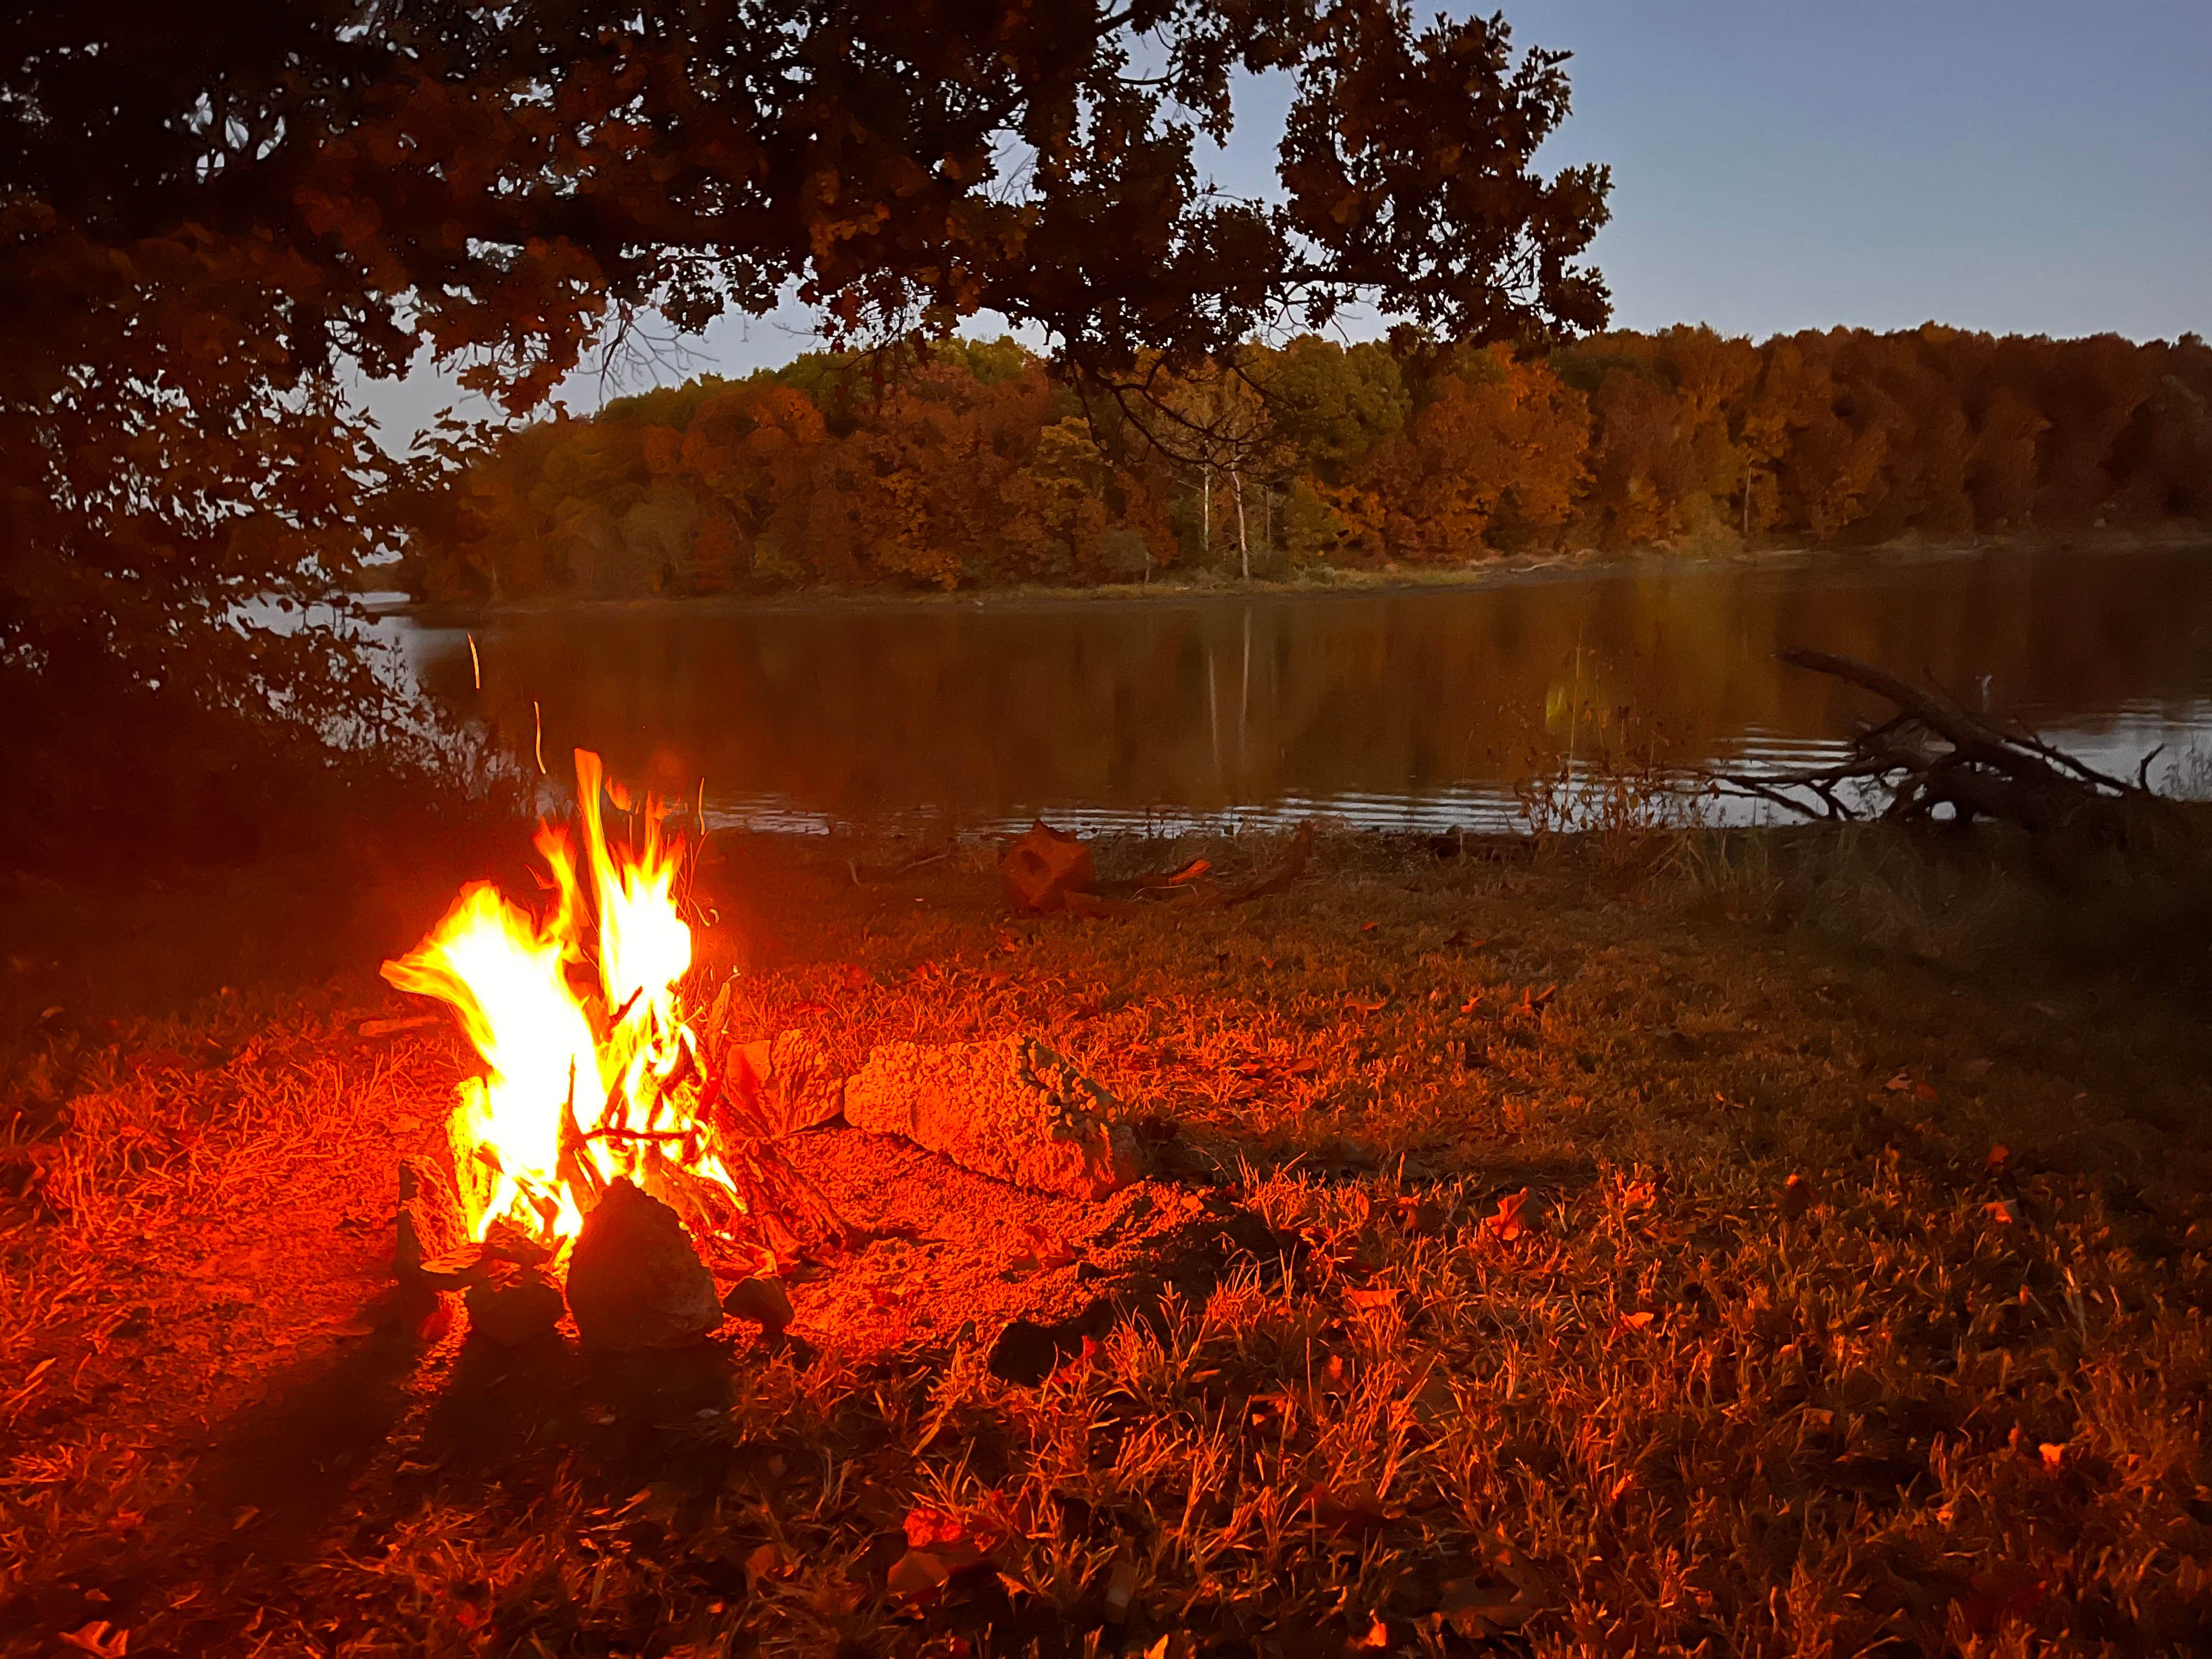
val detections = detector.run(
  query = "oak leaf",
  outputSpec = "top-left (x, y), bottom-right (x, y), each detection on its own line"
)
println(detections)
top-left (1485, 1187), bottom-right (1537, 1242)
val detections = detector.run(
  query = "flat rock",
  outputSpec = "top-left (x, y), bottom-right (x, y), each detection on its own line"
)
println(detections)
top-left (843, 1036), bottom-right (1142, 1200)
top-left (416, 1242), bottom-right (493, 1290)
top-left (396, 1155), bottom-right (468, 1286)
top-left (464, 1262), bottom-right (566, 1346)
top-left (564, 1178), bottom-right (724, 1351)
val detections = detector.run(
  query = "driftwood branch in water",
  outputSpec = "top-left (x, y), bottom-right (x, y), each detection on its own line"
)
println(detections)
top-left (1709, 648), bottom-right (2172, 841)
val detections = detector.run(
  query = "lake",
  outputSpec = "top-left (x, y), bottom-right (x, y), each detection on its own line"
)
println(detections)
top-left (381, 541), bottom-right (2212, 833)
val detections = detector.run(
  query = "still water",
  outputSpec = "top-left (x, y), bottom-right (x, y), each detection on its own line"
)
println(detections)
top-left (383, 543), bottom-right (2212, 833)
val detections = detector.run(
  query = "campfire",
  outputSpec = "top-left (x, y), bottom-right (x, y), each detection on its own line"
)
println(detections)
top-left (380, 752), bottom-right (1147, 1352)
top-left (381, 751), bottom-right (848, 1345)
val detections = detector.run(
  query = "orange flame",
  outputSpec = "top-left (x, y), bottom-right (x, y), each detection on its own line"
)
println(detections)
top-left (383, 749), bottom-right (735, 1248)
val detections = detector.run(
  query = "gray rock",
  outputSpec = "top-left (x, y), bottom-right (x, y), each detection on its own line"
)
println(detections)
top-left (465, 1262), bottom-right (566, 1346)
top-left (563, 1178), bottom-right (723, 1351)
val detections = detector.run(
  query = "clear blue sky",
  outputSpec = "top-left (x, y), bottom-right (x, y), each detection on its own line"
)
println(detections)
top-left (358, 0), bottom-right (2210, 444)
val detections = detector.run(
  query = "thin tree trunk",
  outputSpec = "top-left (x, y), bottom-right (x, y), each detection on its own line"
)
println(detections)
top-left (1233, 467), bottom-right (1249, 579)
top-left (1202, 465), bottom-right (1211, 557)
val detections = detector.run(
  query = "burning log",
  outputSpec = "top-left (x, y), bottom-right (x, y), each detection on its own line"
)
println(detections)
top-left (563, 1177), bottom-right (724, 1351)
top-left (381, 747), bottom-right (850, 1284)
top-left (1713, 649), bottom-right (2177, 842)
top-left (844, 1037), bottom-right (1143, 1200)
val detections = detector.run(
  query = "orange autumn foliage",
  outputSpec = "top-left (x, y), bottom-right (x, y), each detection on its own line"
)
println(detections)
top-left (408, 326), bottom-right (2212, 600)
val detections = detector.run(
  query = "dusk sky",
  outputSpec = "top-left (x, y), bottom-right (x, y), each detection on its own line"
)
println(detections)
top-left (359, 0), bottom-right (2211, 444)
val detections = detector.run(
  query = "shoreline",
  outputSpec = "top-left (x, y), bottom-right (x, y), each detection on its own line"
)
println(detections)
top-left (366, 523), bottom-right (2212, 624)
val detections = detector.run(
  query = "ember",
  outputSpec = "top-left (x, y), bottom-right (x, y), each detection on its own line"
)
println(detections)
top-left (382, 751), bottom-right (815, 1276)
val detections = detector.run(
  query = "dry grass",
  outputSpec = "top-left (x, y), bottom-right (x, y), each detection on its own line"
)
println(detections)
top-left (3, 823), bottom-right (2211, 1657)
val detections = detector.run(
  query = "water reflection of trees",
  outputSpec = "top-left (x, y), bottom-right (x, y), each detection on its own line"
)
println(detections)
top-left (416, 548), bottom-right (2212, 825)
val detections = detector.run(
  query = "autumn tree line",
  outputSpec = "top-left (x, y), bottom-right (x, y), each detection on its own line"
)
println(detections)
top-left (403, 326), bottom-right (2212, 602)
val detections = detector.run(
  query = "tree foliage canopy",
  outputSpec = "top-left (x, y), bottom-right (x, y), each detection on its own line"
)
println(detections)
top-left (6, 2), bottom-right (1609, 394)
top-left (1, 0), bottom-right (1615, 850)
top-left (2, 0), bottom-right (1611, 845)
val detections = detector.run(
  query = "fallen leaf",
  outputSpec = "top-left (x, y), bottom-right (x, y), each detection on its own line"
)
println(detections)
top-left (2039, 1442), bottom-right (2066, 1469)
top-left (1394, 1194), bottom-right (1446, 1233)
top-left (746, 1542), bottom-right (798, 1581)
top-left (1985, 1199), bottom-right (2016, 1225)
top-left (1884, 1071), bottom-right (1913, 1093)
top-left (1103, 1550), bottom-right (1140, 1622)
top-left (1308, 1480), bottom-right (1398, 1531)
top-left (903, 1504), bottom-right (996, 1561)
top-left (1912, 1081), bottom-right (1940, 1104)
top-left (1484, 1188), bottom-right (1537, 1243)
top-left (885, 1549), bottom-right (951, 1597)
top-left (1780, 1172), bottom-right (1812, 1220)
top-left (1344, 994), bottom-right (1387, 1014)
top-left (1359, 920), bottom-right (1378, 933)
top-left (1986, 1143), bottom-right (2011, 1173)
top-left (1356, 1617), bottom-right (1390, 1648)
top-left (1617, 1311), bottom-right (1658, 1333)
top-left (58, 1622), bottom-right (129, 1657)
top-left (1434, 1575), bottom-right (1534, 1637)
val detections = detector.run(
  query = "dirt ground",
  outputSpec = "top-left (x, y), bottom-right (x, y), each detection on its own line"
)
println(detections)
top-left (3, 821), bottom-right (2210, 1657)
